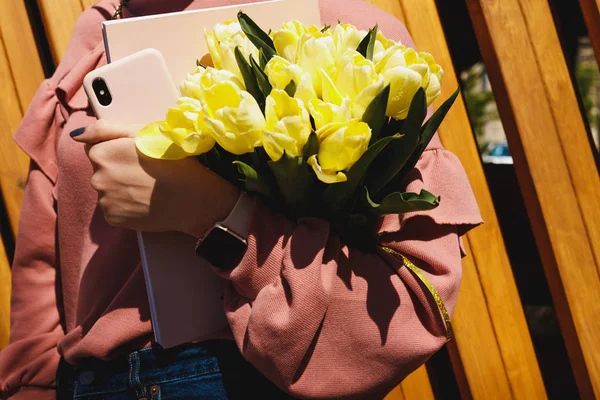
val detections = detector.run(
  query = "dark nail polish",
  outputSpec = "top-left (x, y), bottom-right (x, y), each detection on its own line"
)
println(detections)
top-left (69, 127), bottom-right (86, 138)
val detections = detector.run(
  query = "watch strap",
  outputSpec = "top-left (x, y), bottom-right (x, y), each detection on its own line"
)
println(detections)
top-left (220, 191), bottom-right (254, 239)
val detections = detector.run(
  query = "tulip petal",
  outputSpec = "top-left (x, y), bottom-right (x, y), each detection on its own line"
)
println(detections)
top-left (136, 122), bottom-right (189, 160)
top-left (383, 66), bottom-right (423, 120)
top-left (308, 155), bottom-right (347, 184)
top-left (204, 82), bottom-right (243, 112)
top-left (180, 132), bottom-right (216, 155)
top-left (353, 79), bottom-right (385, 120)
top-left (273, 30), bottom-right (300, 62)
top-left (263, 130), bottom-right (298, 161)
top-left (320, 68), bottom-right (344, 106)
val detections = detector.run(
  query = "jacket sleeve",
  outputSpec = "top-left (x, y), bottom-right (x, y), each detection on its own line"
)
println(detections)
top-left (0, 160), bottom-right (63, 400)
top-left (211, 138), bottom-right (482, 399)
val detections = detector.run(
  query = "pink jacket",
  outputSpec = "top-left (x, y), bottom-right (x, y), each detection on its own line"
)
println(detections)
top-left (0, 0), bottom-right (482, 399)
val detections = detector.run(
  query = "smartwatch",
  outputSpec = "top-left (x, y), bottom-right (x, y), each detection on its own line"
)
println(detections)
top-left (195, 192), bottom-right (253, 270)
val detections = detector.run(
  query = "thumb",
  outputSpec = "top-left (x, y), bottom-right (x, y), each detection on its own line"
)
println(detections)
top-left (70, 120), bottom-right (142, 144)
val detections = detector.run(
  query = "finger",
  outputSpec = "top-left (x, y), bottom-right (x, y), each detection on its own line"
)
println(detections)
top-left (70, 120), bottom-right (143, 145)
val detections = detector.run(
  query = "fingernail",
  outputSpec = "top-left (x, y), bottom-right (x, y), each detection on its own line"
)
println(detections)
top-left (69, 127), bottom-right (86, 138)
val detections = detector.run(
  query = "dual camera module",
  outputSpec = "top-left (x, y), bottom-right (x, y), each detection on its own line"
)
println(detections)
top-left (92, 78), bottom-right (113, 106)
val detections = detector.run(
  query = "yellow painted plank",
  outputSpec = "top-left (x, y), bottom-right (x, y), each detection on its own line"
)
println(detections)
top-left (519, 0), bottom-right (600, 276)
top-left (385, 384), bottom-right (405, 400)
top-left (397, 1), bottom-right (547, 398)
top-left (0, 30), bottom-right (29, 237)
top-left (449, 241), bottom-right (513, 399)
top-left (81, 0), bottom-right (100, 10)
top-left (364, 0), bottom-right (405, 22)
top-left (0, 0), bottom-right (46, 110)
top-left (0, 237), bottom-right (11, 350)
top-left (36, 0), bottom-right (83, 63)
top-left (466, 0), bottom-right (600, 397)
top-left (578, 0), bottom-right (600, 67)
top-left (400, 365), bottom-right (435, 400)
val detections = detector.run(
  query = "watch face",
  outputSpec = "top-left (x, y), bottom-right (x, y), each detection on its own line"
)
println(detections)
top-left (196, 226), bottom-right (247, 270)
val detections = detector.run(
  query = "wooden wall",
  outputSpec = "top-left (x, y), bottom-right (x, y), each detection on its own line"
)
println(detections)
top-left (0, 0), bottom-right (598, 398)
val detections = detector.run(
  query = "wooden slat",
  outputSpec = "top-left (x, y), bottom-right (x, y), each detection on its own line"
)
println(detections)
top-left (0, 0), bottom-right (43, 236)
top-left (400, 365), bottom-right (435, 400)
top-left (0, 0), bottom-right (46, 110)
top-left (81, 0), bottom-right (99, 10)
top-left (578, 0), bottom-right (600, 68)
top-left (385, 384), bottom-right (405, 400)
top-left (36, 0), bottom-right (83, 63)
top-left (397, 1), bottom-right (547, 398)
top-left (522, 0), bottom-right (600, 275)
top-left (448, 242), bottom-right (513, 399)
top-left (466, 0), bottom-right (600, 398)
top-left (0, 237), bottom-right (11, 349)
top-left (0, 37), bottom-right (28, 238)
top-left (364, 0), bottom-right (405, 21)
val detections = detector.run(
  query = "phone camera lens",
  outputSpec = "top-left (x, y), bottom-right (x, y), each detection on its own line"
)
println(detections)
top-left (92, 78), bottom-right (112, 106)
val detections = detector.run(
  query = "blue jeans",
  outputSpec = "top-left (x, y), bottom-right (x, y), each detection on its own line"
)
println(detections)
top-left (56, 340), bottom-right (295, 399)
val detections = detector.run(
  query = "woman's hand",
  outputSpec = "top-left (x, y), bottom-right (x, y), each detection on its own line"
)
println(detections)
top-left (71, 120), bottom-right (240, 238)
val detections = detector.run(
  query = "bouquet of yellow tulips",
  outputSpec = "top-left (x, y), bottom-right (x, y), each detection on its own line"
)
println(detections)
top-left (136, 12), bottom-right (459, 251)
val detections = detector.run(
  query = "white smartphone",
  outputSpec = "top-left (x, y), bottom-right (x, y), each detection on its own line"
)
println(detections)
top-left (83, 48), bottom-right (229, 349)
top-left (84, 48), bottom-right (180, 124)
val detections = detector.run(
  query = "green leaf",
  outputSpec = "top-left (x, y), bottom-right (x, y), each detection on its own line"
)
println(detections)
top-left (285, 80), bottom-right (297, 97)
top-left (303, 131), bottom-right (319, 159)
top-left (250, 55), bottom-right (272, 97)
top-left (323, 134), bottom-right (403, 212)
top-left (321, 24), bottom-right (331, 33)
top-left (235, 47), bottom-right (265, 110)
top-left (362, 84), bottom-right (390, 144)
top-left (365, 88), bottom-right (426, 197)
top-left (251, 147), bottom-right (278, 189)
top-left (419, 87), bottom-right (461, 151)
top-left (378, 87), bottom-right (460, 197)
top-left (233, 161), bottom-right (275, 199)
top-left (269, 152), bottom-right (318, 215)
top-left (259, 49), bottom-right (268, 70)
top-left (402, 88), bottom-right (428, 137)
top-left (382, 118), bottom-right (403, 138)
top-left (238, 12), bottom-right (277, 61)
top-left (361, 186), bottom-right (440, 215)
top-left (356, 25), bottom-right (378, 60)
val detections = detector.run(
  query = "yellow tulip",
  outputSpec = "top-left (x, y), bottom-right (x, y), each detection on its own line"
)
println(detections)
top-left (420, 52), bottom-right (444, 104)
top-left (135, 97), bottom-right (216, 160)
top-left (205, 20), bottom-right (258, 80)
top-left (136, 122), bottom-right (188, 160)
top-left (202, 81), bottom-right (265, 155)
top-left (373, 30), bottom-right (395, 64)
top-left (377, 45), bottom-right (444, 119)
top-left (332, 24), bottom-right (367, 57)
top-left (308, 120), bottom-right (372, 184)
top-left (265, 56), bottom-right (302, 89)
top-left (309, 87), bottom-right (353, 131)
top-left (271, 20), bottom-right (308, 63)
top-left (296, 29), bottom-right (336, 97)
top-left (160, 97), bottom-right (216, 155)
top-left (264, 56), bottom-right (317, 106)
top-left (331, 50), bottom-right (385, 119)
top-left (262, 89), bottom-right (312, 161)
top-left (180, 66), bottom-right (245, 100)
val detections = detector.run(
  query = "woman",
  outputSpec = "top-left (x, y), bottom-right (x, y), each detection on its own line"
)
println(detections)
top-left (0, 0), bottom-right (481, 399)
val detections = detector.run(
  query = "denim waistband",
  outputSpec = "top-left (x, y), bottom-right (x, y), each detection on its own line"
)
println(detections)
top-left (58, 340), bottom-right (295, 400)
